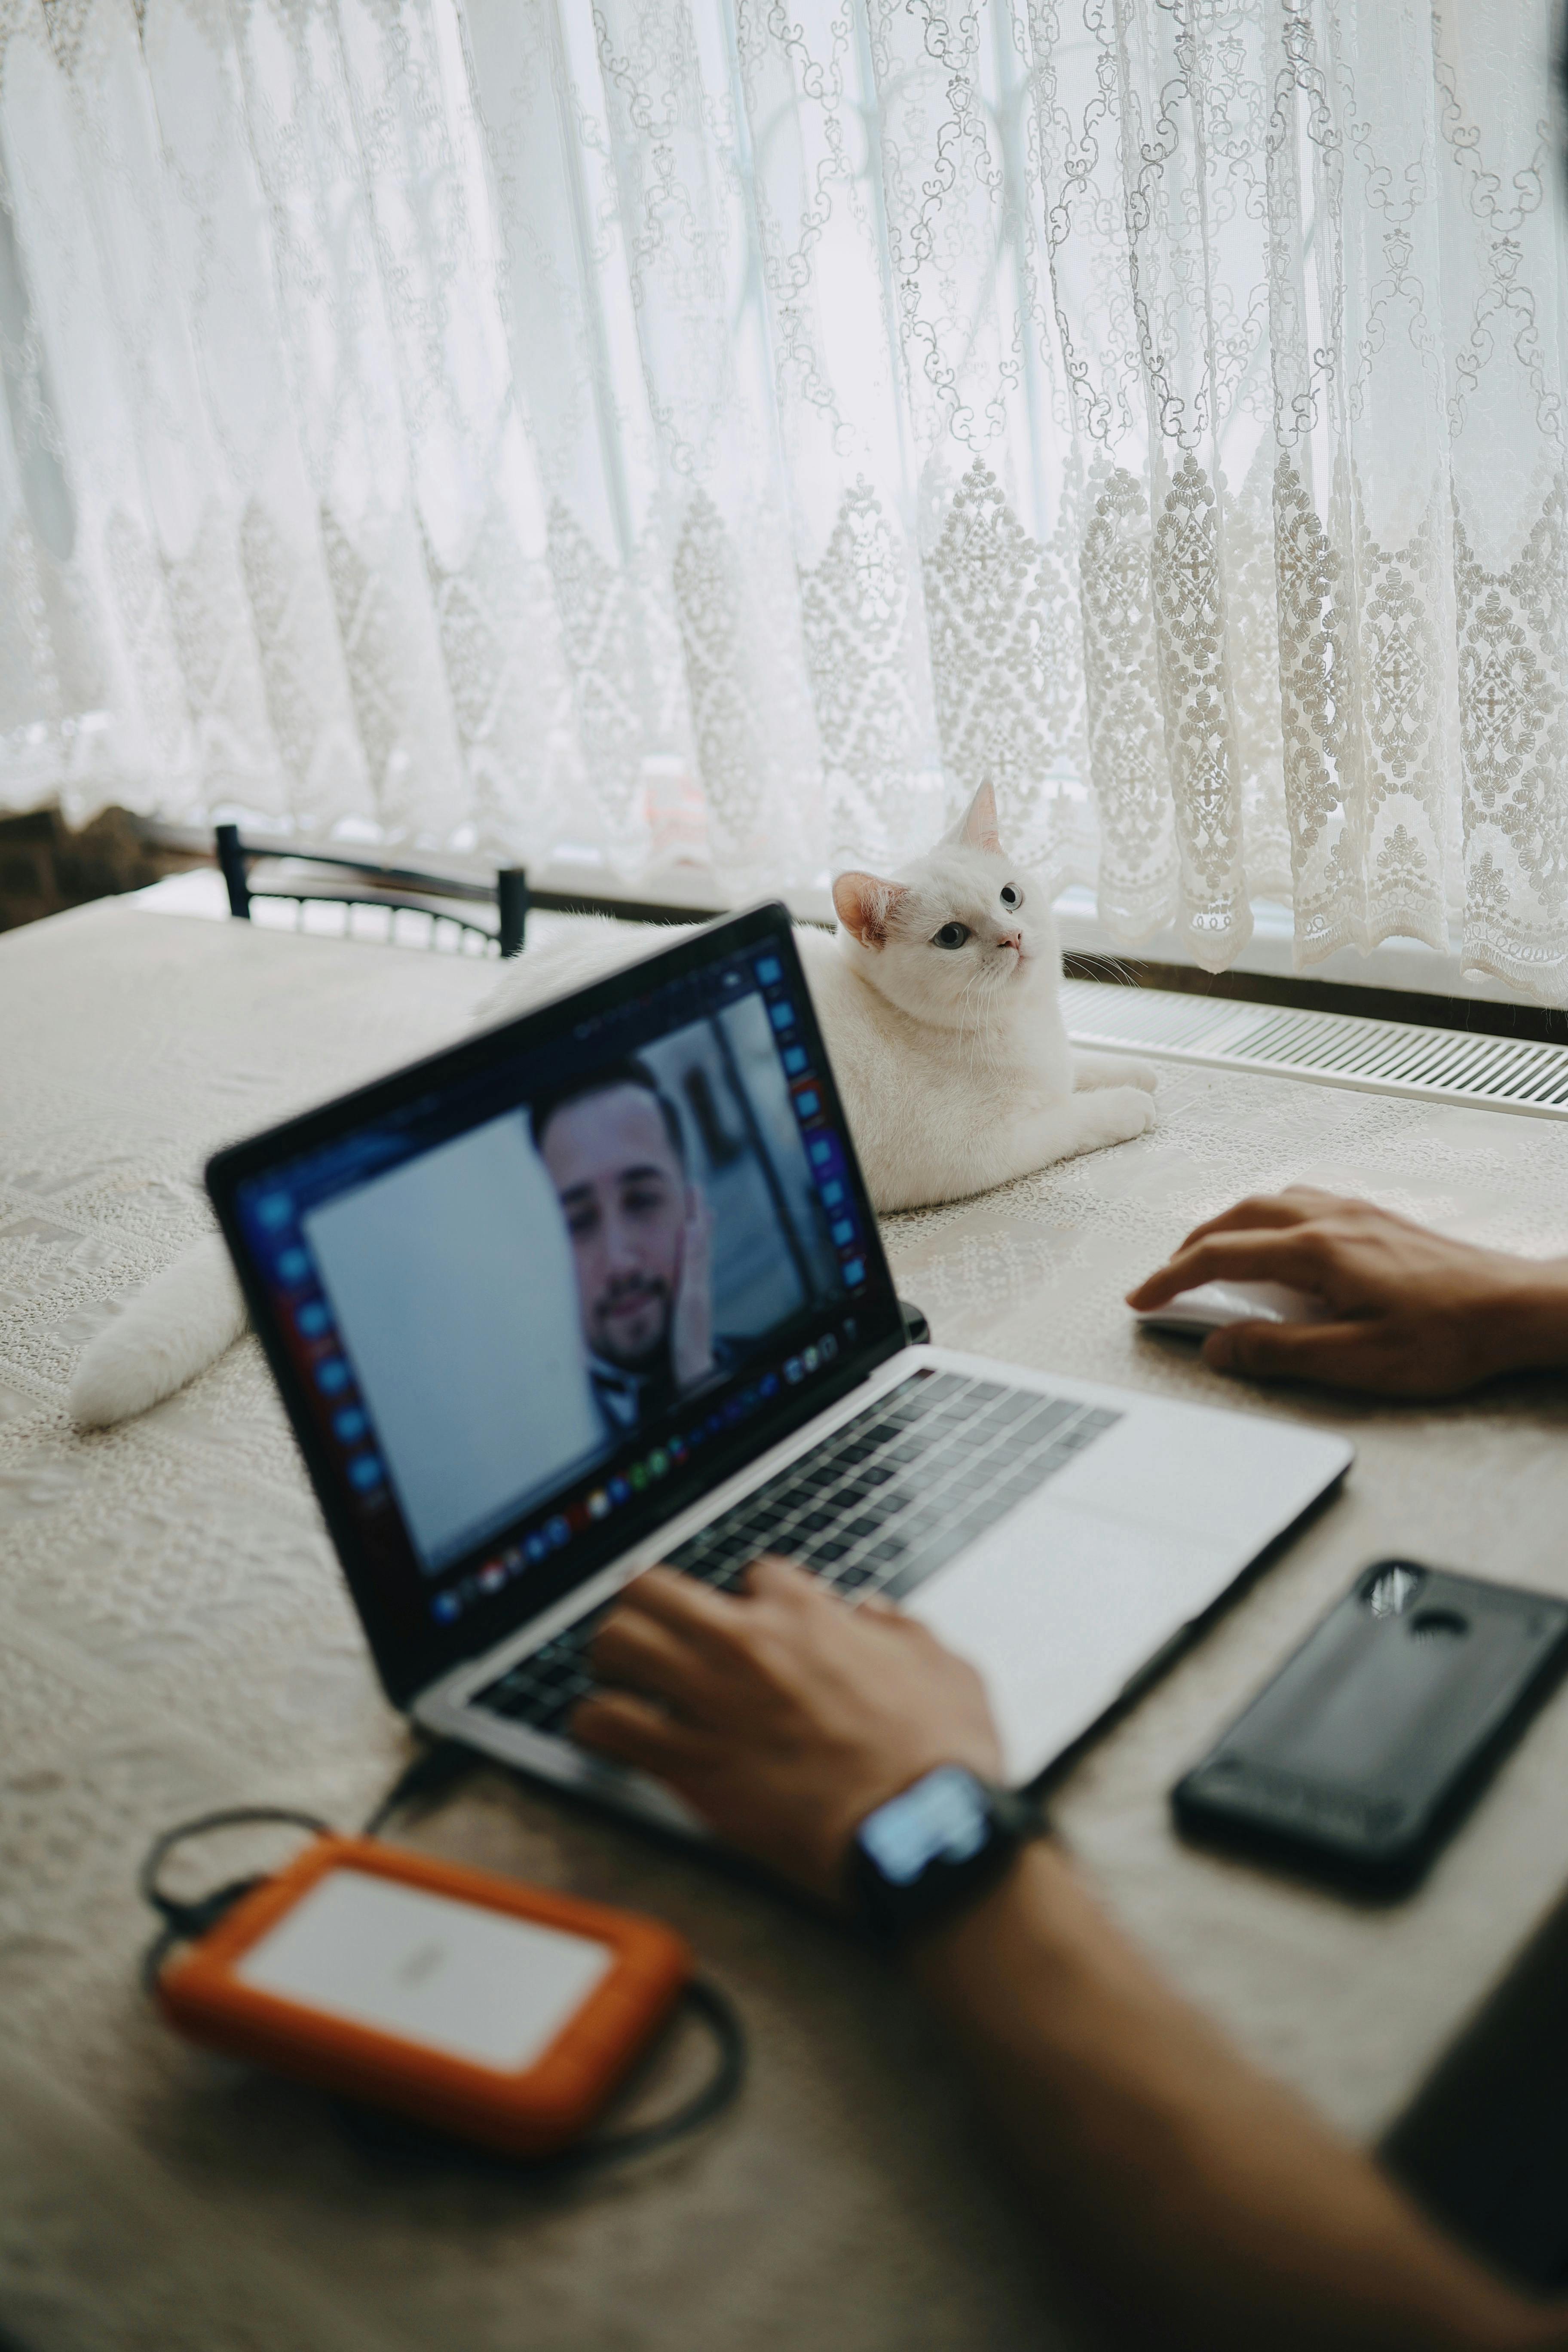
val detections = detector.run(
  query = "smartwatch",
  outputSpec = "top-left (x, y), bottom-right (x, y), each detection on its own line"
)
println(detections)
top-left (848, 1765), bottom-right (1048, 1948)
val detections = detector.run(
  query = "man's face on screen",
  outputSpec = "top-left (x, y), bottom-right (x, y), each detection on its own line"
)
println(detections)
top-left (540, 1085), bottom-right (685, 1371)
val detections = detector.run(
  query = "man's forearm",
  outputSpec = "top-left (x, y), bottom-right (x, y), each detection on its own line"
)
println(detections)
top-left (910, 1845), bottom-right (1568, 2352)
top-left (1487, 1258), bottom-right (1568, 1378)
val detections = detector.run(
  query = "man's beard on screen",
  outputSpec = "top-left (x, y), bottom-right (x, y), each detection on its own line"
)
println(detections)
top-left (591, 1272), bottom-right (673, 1372)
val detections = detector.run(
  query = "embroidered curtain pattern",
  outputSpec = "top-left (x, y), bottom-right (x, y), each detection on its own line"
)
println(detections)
top-left (0, 0), bottom-right (1564, 994)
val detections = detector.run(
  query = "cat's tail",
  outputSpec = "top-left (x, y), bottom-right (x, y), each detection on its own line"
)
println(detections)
top-left (70, 1233), bottom-right (249, 1428)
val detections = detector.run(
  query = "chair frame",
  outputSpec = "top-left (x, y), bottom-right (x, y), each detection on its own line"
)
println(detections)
top-left (215, 824), bottom-right (529, 956)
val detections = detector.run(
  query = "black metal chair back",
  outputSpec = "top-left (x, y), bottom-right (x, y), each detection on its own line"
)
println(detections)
top-left (214, 825), bottom-right (527, 956)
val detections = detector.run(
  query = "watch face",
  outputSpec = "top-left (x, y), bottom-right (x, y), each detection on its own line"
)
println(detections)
top-left (858, 1767), bottom-right (991, 1886)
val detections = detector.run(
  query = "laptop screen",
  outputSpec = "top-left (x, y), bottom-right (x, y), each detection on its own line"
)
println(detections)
top-left (215, 911), bottom-right (901, 1697)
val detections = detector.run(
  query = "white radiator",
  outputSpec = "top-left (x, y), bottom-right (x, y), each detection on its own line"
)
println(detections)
top-left (1063, 980), bottom-right (1568, 1121)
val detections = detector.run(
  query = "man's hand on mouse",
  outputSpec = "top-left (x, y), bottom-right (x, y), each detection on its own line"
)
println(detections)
top-left (571, 1556), bottom-right (1002, 1901)
top-left (1127, 1187), bottom-right (1568, 1396)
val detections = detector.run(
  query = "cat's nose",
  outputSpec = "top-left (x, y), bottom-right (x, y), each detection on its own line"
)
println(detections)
top-left (997, 930), bottom-right (1023, 953)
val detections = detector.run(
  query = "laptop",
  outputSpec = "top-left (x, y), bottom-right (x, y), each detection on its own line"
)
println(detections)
top-left (208, 904), bottom-right (1352, 1834)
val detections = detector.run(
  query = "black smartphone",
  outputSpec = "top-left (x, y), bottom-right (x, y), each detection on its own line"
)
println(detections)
top-left (1173, 1561), bottom-right (1568, 1893)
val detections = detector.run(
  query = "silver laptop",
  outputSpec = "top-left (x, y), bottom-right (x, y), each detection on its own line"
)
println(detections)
top-left (208, 904), bottom-right (1351, 1834)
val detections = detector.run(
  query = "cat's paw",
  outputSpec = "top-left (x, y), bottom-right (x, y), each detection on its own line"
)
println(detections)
top-left (1086, 1085), bottom-right (1158, 1146)
top-left (1073, 1049), bottom-right (1159, 1093)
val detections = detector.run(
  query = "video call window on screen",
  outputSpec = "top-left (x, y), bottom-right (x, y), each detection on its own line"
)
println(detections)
top-left (241, 946), bottom-right (863, 1596)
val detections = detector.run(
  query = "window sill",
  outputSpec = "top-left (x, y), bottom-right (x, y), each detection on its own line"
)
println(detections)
top-left (1054, 889), bottom-right (1567, 1043)
top-left (1054, 889), bottom-right (1517, 1003)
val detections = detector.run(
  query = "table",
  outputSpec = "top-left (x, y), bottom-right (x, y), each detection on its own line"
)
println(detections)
top-left (6, 897), bottom-right (1568, 2352)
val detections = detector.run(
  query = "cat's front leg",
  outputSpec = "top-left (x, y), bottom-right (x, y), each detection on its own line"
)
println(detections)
top-left (1035, 1084), bottom-right (1158, 1163)
top-left (987, 1087), bottom-right (1161, 1194)
top-left (860, 1074), bottom-right (1158, 1209)
top-left (1073, 1048), bottom-right (1158, 1093)
top-left (905, 1084), bottom-right (1155, 1201)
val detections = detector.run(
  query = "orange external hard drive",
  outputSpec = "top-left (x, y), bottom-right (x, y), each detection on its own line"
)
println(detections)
top-left (155, 1834), bottom-right (692, 2156)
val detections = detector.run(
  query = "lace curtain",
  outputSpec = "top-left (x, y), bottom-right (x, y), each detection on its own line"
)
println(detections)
top-left (1, 2), bottom-right (1565, 996)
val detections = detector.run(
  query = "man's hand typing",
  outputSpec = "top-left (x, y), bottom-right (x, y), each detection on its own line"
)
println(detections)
top-left (572, 1556), bottom-right (1000, 1900)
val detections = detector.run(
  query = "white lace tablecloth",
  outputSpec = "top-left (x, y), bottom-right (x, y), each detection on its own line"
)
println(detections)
top-left (6, 898), bottom-right (1568, 2352)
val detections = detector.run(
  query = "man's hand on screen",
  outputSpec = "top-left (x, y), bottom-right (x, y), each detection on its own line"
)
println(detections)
top-left (669, 1188), bottom-right (715, 1389)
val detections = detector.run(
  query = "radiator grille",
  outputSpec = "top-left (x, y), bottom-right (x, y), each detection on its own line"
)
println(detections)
top-left (1062, 980), bottom-right (1568, 1119)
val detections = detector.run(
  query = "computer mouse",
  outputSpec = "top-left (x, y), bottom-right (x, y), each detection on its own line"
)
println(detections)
top-left (1133, 1278), bottom-right (1331, 1335)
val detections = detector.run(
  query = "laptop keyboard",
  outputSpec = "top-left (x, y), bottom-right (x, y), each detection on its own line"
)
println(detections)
top-left (470, 1369), bottom-right (1121, 1740)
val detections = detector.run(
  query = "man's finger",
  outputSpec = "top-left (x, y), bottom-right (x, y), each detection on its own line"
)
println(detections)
top-left (1125, 1228), bottom-right (1333, 1308)
top-left (741, 1553), bottom-right (839, 1605)
top-left (1170, 1192), bottom-right (1326, 1251)
top-left (1202, 1318), bottom-right (1373, 1385)
top-left (617, 1563), bottom-right (762, 1649)
top-left (590, 1607), bottom-right (729, 1714)
top-left (571, 1688), bottom-right (721, 1775)
top-left (610, 1556), bottom-right (839, 1685)
top-left (854, 1589), bottom-right (904, 1622)
top-left (1132, 1188), bottom-right (1357, 1293)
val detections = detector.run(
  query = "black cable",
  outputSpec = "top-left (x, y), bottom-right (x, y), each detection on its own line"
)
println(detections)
top-left (331, 1974), bottom-right (746, 2180)
top-left (535, 1977), bottom-right (746, 2176)
top-left (358, 1737), bottom-right (481, 1835)
top-left (138, 1743), bottom-right (476, 1993)
top-left (139, 1738), bottom-right (475, 1988)
top-left (138, 1758), bottom-right (746, 2174)
top-left (139, 1804), bottom-right (332, 1996)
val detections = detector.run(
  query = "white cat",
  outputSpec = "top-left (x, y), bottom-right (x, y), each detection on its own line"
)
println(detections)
top-left (70, 783), bottom-right (1155, 1427)
top-left (786, 782), bottom-right (1158, 1210)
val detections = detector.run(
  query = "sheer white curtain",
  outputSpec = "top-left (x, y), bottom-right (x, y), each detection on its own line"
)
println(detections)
top-left (2, 1), bottom-right (1566, 994)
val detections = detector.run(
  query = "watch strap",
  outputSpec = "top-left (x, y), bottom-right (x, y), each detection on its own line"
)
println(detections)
top-left (849, 1768), bottom-right (1048, 1950)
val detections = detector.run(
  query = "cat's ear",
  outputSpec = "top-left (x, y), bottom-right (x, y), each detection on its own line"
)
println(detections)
top-left (944, 780), bottom-right (1002, 855)
top-left (832, 870), bottom-right (908, 949)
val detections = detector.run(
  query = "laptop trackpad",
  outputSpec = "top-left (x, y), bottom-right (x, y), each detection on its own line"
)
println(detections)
top-left (904, 1501), bottom-right (1221, 1784)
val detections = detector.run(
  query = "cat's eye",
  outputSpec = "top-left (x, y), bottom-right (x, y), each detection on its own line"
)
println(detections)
top-left (1000, 883), bottom-right (1023, 910)
top-left (932, 922), bottom-right (971, 950)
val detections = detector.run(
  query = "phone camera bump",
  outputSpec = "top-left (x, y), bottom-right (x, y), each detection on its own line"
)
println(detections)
top-left (1365, 1564), bottom-right (1424, 1619)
